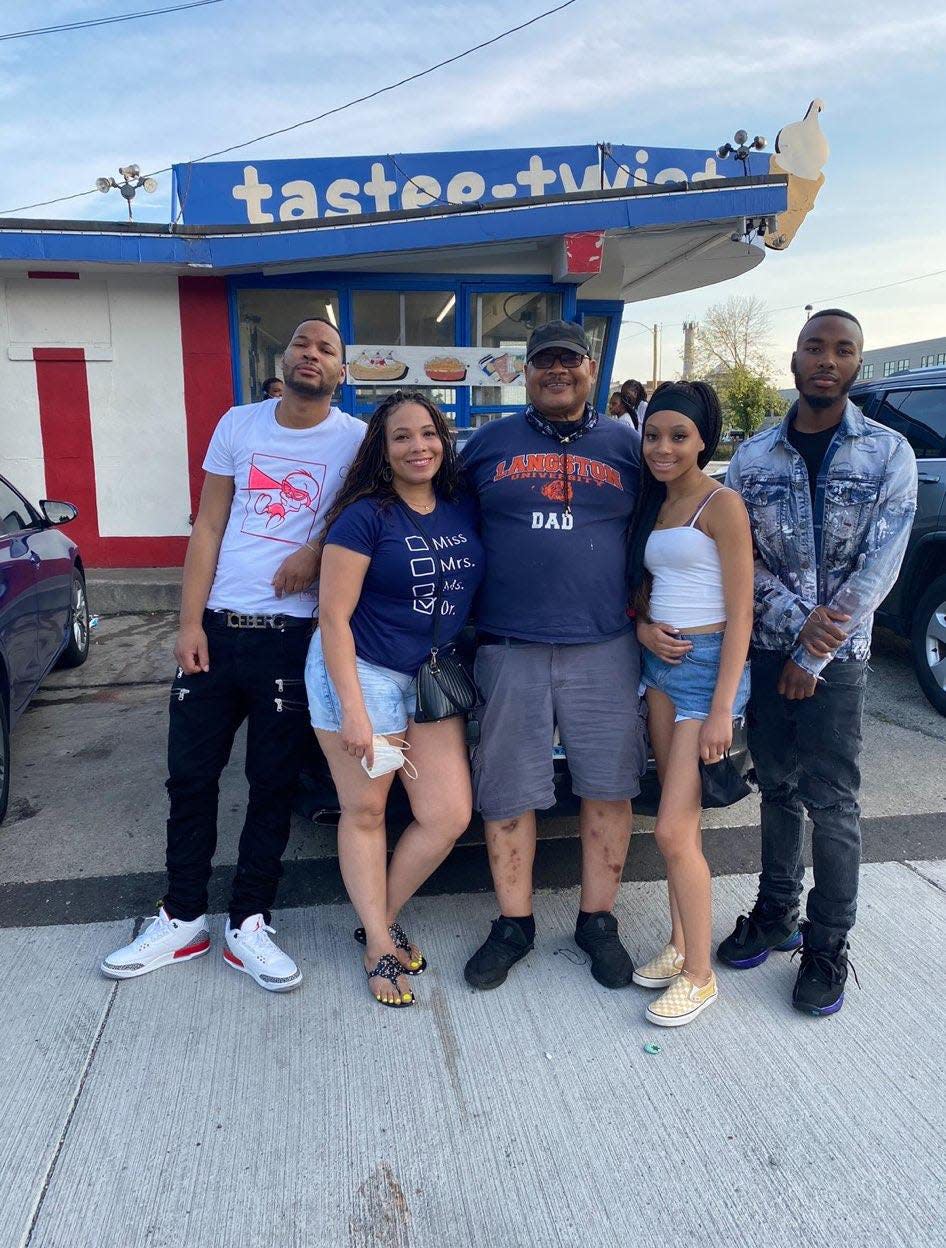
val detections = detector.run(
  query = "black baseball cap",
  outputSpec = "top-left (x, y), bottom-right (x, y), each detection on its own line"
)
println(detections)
top-left (525, 319), bottom-right (592, 364)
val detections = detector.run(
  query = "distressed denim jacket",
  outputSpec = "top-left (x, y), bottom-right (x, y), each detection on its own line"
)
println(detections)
top-left (726, 400), bottom-right (918, 676)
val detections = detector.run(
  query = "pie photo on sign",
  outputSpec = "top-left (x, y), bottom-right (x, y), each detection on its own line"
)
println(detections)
top-left (424, 355), bottom-right (467, 383)
top-left (348, 350), bottom-right (409, 382)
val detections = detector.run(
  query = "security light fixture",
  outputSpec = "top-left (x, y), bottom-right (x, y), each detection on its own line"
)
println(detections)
top-left (95, 164), bottom-right (158, 220)
top-left (716, 130), bottom-right (767, 176)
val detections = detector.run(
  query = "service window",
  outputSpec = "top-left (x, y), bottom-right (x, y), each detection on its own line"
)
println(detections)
top-left (351, 290), bottom-right (457, 419)
top-left (236, 289), bottom-right (341, 402)
top-left (471, 291), bottom-right (562, 413)
top-left (876, 387), bottom-right (946, 459)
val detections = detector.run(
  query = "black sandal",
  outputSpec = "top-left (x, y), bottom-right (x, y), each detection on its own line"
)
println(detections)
top-left (353, 921), bottom-right (427, 975)
top-left (365, 953), bottom-right (415, 1008)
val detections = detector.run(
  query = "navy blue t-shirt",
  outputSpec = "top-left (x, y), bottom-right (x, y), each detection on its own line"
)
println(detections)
top-left (461, 412), bottom-right (640, 643)
top-left (325, 495), bottom-right (484, 675)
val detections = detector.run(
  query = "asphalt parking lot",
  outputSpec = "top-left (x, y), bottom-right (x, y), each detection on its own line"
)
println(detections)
top-left (1, 613), bottom-right (943, 927)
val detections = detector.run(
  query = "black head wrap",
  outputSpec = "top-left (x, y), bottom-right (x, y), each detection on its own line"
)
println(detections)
top-left (626, 380), bottom-right (723, 596)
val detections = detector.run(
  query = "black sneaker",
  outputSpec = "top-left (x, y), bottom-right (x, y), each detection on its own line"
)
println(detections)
top-left (716, 898), bottom-right (802, 969)
top-left (464, 918), bottom-right (533, 990)
top-left (574, 912), bottom-right (635, 989)
top-left (791, 923), bottom-right (857, 1016)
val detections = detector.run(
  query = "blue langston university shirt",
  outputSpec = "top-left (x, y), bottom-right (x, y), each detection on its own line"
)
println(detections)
top-left (461, 410), bottom-right (641, 643)
top-left (324, 494), bottom-right (484, 675)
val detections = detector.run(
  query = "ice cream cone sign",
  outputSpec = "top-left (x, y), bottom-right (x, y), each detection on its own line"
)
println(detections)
top-left (764, 100), bottom-right (829, 251)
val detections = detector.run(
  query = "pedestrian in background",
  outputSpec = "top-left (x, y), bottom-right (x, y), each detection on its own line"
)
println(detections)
top-left (309, 391), bottom-right (484, 1009)
top-left (101, 318), bottom-right (364, 993)
top-left (460, 320), bottom-right (645, 993)
top-left (261, 376), bottom-right (284, 399)
top-left (608, 390), bottom-right (626, 419)
top-left (720, 310), bottom-right (917, 1015)
top-left (620, 379), bottom-right (648, 429)
top-left (628, 381), bottom-right (753, 1026)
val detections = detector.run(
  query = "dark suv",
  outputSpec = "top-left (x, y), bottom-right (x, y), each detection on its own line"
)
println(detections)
top-left (850, 366), bottom-right (946, 714)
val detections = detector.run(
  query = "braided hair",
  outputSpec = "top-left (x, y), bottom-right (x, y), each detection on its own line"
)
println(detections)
top-left (626, 380), bottom-right (723, 603)
top-left (319, 389), bottom-right (462, 543)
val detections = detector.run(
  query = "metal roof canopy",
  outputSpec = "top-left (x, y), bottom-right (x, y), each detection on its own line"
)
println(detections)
top-left (0, 174), bottom-right (787, 303)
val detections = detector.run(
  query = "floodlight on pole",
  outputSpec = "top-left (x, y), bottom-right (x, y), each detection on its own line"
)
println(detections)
top-left (95, 164), bottom-right (158, 220)
top-left (716, 129), bottom-right (767, 176)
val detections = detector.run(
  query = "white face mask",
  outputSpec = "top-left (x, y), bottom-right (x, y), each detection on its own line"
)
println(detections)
top-left (360, 736), bottom-right (418, 781)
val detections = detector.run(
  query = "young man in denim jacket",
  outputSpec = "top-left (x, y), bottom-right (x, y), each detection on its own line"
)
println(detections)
top-left (719, 310), bottom-right (917, 1015)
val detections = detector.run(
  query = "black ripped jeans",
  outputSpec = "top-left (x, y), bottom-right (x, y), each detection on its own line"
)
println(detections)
top-left (164, 612), bottom-right (311, 928)
top-left (748, 649), bottom-right (867, 949)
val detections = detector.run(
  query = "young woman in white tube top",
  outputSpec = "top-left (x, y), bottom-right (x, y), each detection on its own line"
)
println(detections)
top-left (625, 381), bottom-right (754, 1028)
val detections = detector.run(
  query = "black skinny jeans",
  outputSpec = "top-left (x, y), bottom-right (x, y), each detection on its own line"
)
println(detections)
top-left (164, 613), bottom-right (311, 927)
top-left (748, 649), bottom-right (867, 949)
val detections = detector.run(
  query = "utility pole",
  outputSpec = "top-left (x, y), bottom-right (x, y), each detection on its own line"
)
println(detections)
top-left (651, 324), bottom-right (659, 391)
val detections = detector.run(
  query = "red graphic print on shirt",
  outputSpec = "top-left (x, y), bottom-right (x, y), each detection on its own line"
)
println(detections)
top-left (241, 453), bottom-right (328, 546)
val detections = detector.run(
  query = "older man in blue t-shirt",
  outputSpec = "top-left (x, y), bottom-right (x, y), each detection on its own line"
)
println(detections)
top-left (461, 320), bottom-right (645, 992)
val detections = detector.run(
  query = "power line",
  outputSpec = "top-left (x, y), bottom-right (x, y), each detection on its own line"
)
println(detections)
top-left (0, 0), bottom-right (225, 43)
top-left (769, 267), bottom-right (946, 315)
top-left (0, 0), bottom-right (579, 217)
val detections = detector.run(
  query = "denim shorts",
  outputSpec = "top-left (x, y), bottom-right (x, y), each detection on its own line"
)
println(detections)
top-left (304, 628), bottom-right (417, 735)
top-left (641, 631), bottom-right (750, 723)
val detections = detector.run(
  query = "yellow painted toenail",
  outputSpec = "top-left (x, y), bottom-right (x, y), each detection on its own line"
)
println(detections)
top-left (402, 993), bottom-right (412, 1002)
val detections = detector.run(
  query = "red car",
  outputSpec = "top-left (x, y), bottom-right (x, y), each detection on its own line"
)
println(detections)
top-left (0, 474), bottom-right (90, 822)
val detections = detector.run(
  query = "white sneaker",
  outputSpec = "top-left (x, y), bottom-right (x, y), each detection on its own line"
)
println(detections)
top-left (100, 908), bottom-right (210, 979)
top-left (224, 914), bottom-right (302, 993)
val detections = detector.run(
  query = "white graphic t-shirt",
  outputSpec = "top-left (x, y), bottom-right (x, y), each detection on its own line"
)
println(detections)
top-left (203, 399), bottom-right (365, 616)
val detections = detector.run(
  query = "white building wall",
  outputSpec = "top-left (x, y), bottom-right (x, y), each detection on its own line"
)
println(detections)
top-left (85, 276), bottom-right (192, 538)
top-left (0, 278), bottom-right (46, 506)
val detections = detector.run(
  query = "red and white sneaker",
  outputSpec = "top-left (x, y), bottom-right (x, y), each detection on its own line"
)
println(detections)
top-left (223, 914), bottom-right (302, 993)
top-left (100, 907), bottom-right (210, 980)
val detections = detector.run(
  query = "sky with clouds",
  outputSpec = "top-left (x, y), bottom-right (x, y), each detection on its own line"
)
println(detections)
top-left (1, 0), bottom-right (944, 387)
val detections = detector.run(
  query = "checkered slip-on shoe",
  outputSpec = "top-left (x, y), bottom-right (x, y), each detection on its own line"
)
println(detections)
top-left (645, 971), bottom-right (718, 1027)
top-left (632, 943), bottom-right (685, 989)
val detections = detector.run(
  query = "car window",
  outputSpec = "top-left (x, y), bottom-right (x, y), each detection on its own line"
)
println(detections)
top-left (0, 480), bottom-right (34, 536)
top-left (874, 387), bottom-right (946, 459)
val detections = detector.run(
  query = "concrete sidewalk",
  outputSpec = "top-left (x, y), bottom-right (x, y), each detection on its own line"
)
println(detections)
top-left (5, 863), bottom-right (945, 1248)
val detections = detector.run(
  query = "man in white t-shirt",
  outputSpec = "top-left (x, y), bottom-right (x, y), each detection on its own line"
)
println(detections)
top-left (101, 317), bottom-right (365, 992)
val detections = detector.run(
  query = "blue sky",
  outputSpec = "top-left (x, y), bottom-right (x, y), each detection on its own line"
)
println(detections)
top-left (1, 0), bottom-right (944, 387)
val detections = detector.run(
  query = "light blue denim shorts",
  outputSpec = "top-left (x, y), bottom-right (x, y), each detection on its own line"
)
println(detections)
top-left (304, 628), bottom-right (417, 735)
top-left (641, 630), bottom-right (750, 723)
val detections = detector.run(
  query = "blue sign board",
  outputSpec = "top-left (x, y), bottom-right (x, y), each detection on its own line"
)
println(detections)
top-left (171, 143), bottom-right (769, 227)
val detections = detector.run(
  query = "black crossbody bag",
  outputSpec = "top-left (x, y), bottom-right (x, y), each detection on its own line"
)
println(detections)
top-left (396, 502), bottom-right (478, 724)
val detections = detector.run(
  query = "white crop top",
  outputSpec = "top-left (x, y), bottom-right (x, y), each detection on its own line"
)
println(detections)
top-left (643, 489), bottom-right (727, 629)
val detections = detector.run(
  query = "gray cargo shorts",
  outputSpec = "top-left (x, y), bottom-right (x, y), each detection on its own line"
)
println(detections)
top-left (471, 631), bottom-right (646, 821)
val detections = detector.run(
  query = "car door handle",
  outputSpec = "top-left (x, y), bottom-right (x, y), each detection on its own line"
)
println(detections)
top-left (28, 551), bottom-right (41, 564)
top-left (917, 473), bottom-right (941, 484)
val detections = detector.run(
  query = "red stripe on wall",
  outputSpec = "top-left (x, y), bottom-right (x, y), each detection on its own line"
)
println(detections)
top-left (34, 348), bottom-right (99, 554)
top-left (178, 276), bottom-right (234, 517)
top-left (34, 347), bottom-right (191, 568)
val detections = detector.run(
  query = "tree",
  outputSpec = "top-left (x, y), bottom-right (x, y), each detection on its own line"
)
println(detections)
top-left (690, 295), bottom-right (776, 381)
top-left (719, 365), bottom-right (787, 437)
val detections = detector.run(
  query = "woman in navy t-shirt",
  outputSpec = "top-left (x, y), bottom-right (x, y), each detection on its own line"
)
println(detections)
top-left (305, 390), bottom-right (484, 1010)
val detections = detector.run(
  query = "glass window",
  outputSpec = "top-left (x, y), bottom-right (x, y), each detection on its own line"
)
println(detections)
top-left (938, 353), bottom-right (946, 366)
top-left (861, 363), bottom-right (874, 380)
top-left (236, 289), bottom-right (340, 402)
top-left (471, 291), bottom-right (561, 411)
top-left (921, 355), bottom-right (934, 368)
top-left (350, 290), bottom-right (456, 415)
top-left (0, 480), bottom-right (33, 535)
top-left (898, 358), bottom-right (910, 371)
top-left (883, 361), bottom-right (895, 377)
top-left (351, 290), bottom-right (455, 347)
top-left (875, 387), bottom-right (946, 458)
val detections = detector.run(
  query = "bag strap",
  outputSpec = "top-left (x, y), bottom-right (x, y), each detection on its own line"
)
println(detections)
top-left (395, 500), bottom-right (444, 653)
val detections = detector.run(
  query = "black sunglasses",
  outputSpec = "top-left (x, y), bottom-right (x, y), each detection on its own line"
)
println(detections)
top-left (528, 349), bottom-right (588, 370)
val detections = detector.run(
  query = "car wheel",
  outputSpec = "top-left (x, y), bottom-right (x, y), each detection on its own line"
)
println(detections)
top-left (910, 572), bottom-right (946, 716)
top-left (57, 568), bottom-right (91, 669)
top-left (0, 697), bottom-right (9, 825)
